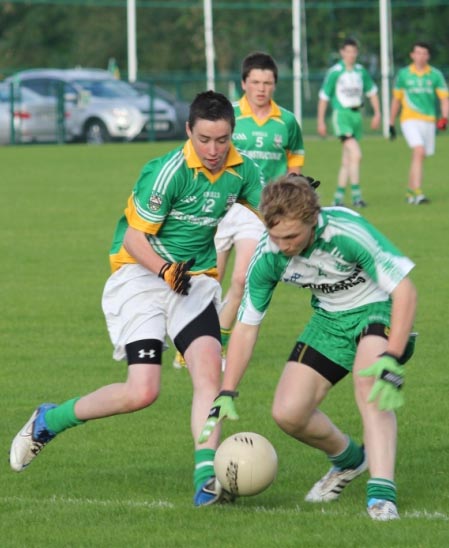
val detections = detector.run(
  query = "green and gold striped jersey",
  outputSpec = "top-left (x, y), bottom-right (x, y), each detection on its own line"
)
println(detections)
top-left (109, 140), bottom-right (264, 274)
top-left (393, 64), bottom-right (449, 122)
top-left (232, 96), bottom-right (304, 184)
top-left (238, 207), bottom-right (414, 324)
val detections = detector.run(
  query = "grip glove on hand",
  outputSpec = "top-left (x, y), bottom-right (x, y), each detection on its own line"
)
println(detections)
top-left (389, 125), bottom-right (397, 140)
top-left (158, 258), bottom-right (195, 295)
top-left (358, 353), bottom-right (405, 411)
top-left (437, 117), bottom-right (448, 130)
top-left (198, 390), bottom-right (239, 444)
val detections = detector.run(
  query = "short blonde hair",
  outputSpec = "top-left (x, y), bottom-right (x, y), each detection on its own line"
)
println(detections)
top-left (260, 174), bottom-right (321, 229)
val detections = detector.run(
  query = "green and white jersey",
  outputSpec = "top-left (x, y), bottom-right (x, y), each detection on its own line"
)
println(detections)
top-left (109, 140), bottom-right (264, 274)
top-left (232, 96), bottom-right (305, 183)
top-left (319, 60), bottom-right (377, 110)
top-left (238, 207), bottom-right (414, 324)
top-left (393, 64), bottom-right (449, 122)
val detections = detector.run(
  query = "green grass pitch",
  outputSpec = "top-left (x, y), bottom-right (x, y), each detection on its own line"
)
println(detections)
top-left (1, 135), bottom-right (448, 547)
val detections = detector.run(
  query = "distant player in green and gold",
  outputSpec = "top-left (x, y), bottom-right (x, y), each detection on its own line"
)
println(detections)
top-left (9, 91), bottom-right (264, 507)
top-left (389, 41), bottom-right (449, 204)
top-left (317, 38), bottom-right (380, 207)
top-left (216, 51), bottom-right (305, 358)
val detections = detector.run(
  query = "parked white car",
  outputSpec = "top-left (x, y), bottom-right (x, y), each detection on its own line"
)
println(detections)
top-left (5, 68), bottom-right (178, 143)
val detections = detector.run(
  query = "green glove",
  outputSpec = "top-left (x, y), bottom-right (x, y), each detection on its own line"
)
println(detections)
top-left (198, 390), bottom-right (239, 444)
top-left (358, 353), bottom-right (405, 411)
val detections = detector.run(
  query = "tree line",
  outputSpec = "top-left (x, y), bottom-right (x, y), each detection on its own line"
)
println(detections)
top-left (1, 2), bottom-right (448, 85)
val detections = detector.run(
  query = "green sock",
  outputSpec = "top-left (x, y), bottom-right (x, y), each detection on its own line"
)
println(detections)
top-left (194, 448), bottom-right (215, 491)
top-left (44, 397), bottom-right (86, 434)
top-left (329, 437), bottom-right (364, 470)
top-left (333, 187), bottom-right (345, 205)
top-left (367, 478), bottom-right (397, 505)
top-left (220, 327), bottom-right (232, 349)
top-left (351, 184), bottom-right (362, 202)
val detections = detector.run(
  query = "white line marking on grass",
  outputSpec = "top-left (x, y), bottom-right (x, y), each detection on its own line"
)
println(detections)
top-left (404, 510), bottom-right (448, 521)
top-left (2, 497), bottom-right (448, 520)
top-left (0, 495), bottom-right (174, 509)
top-left (249, 506), bottom-right (449, 521)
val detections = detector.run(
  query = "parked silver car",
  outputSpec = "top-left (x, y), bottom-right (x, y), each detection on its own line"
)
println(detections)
top-left (6, 68), bottom-right (179, 143)
top-left (0, 82), bottom-right (58, 144)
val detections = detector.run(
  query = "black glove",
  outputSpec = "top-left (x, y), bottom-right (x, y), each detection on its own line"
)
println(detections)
top-left (389, 125), bottom-right (396, 140)
top-left (286, 173), bottom-right (320, 189)
top-left (158, 258), bottom-right (195, 295)
top-left (304, 175), bottom-right (321, 189)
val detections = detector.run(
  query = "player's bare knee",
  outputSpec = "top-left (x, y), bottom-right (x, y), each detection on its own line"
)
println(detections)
top-left (272, 403), bottom-right (309, 436)
top-left (123, 339), bottom-right (162, 410)
top-left (126, 385), bottom-right (160, 411)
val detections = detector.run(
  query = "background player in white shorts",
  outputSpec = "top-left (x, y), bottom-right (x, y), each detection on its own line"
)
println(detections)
top-left (200, 174), bottom-right (417, 521)
top-left (214, 52), bottom-right (305, 360)
top-left (389, 41), bottom-right (449, 204)
top-left (9, 91), bottom-right (264, 507)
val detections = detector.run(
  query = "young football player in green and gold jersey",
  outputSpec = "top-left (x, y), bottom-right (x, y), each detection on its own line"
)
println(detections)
top-left (215, 52), bottom-right (305, 362)
top-left (10, 91), bottom-right (264, 507)
top-left (389, 41), bottom-right (449, 204)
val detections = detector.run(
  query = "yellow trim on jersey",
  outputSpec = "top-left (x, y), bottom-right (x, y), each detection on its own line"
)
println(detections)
top-left (110, 248), bottom-right (137, 273)
top-left (287, 151), bottom-right (305, 168)
top-left (183, 140), bottom-right (243, 183)
top-left (239, 95), bottom-right (282, 125)
top-left (393, 88), bottom-right (435, 122)
top-left (125, 194), bottom-right (162, 234)
top-left (409, 64), bottom-right (431, 76)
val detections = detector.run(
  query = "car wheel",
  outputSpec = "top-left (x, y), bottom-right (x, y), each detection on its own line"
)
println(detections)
top-left (84, 119), bottom-right (111, 144)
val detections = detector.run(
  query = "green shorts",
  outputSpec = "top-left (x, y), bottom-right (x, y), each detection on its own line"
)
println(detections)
top-left (299, 302), bottom-right (392, 372)
top-left (332, 109), bottom-right (363, 141)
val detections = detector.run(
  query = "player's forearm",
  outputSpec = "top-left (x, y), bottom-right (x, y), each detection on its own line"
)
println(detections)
top-left (221, 321), bottom-right (259, 391)
top-left (370, 94), bottom-right (381, 117)
top-left (387, 277), bottom-right (417, 358)
top-left (440, 97), bottom-right (449, 119)
top-left (389, 98), bottom-right (400, 125)
top-left (123, 226), bottom-right (166, 274)
top-left (317, 99), bottom-right (328, 124)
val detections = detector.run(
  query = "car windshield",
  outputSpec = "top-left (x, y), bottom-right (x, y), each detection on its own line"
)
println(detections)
top-left (73, 79), bottom-right (140, 99)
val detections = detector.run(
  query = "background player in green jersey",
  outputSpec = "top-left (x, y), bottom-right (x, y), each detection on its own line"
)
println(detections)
top-left (215, 51), bottom-right (305, 361)
top-left (9, 91), bottom-right (264, 507)
top-left (200, 174), bottom-right (417, 521)
top-left (389, 41), bottom-right (449, 204)
top-left (317, 38), bottom-right (381, 207)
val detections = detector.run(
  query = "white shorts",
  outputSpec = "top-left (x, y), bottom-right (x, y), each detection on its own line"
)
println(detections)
top-left (401, 119), bottom-right (435, 156)
top-left (102, 264), bottom-right (222, 361)
top-left (214, 203), bottom-right (265, 254)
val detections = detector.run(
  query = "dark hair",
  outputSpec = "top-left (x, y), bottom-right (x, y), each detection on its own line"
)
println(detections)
top-left (341, 38), bottom-right (359, 49)
top-left (188, 90), bottom-right (235, 131)
top-left (412, 41), bottom-right (431, 54)
top-left (241, 51), bottom-right (278, 83)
